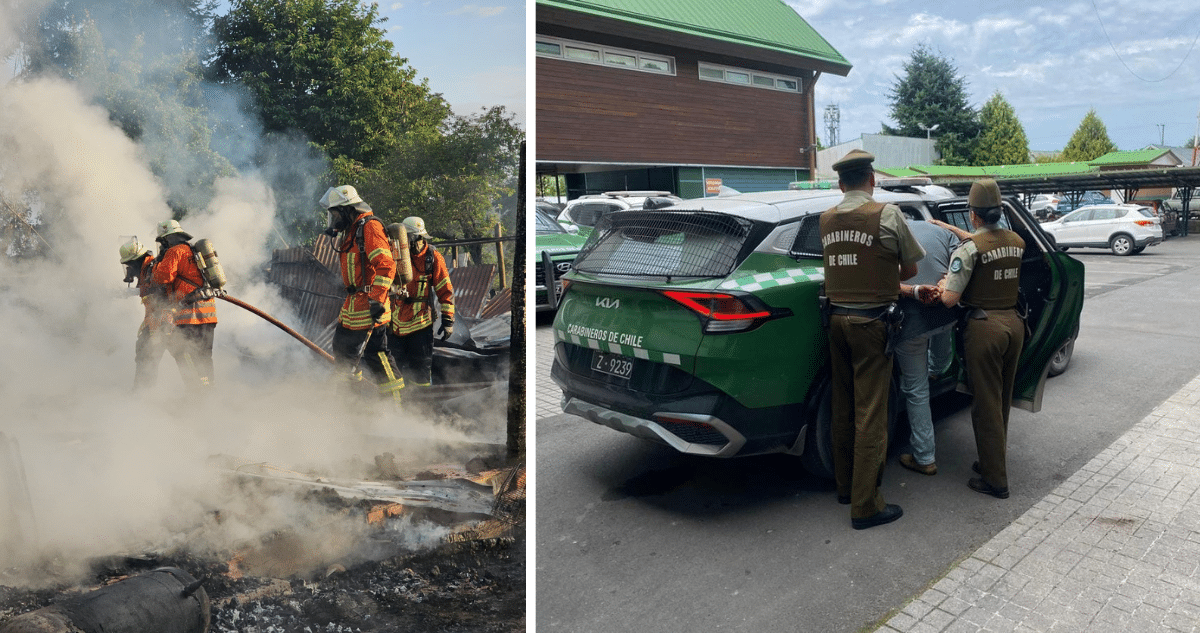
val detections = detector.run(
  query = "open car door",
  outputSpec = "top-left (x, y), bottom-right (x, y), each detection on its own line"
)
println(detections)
top-left (927, 196), bottom-right (1085, 412)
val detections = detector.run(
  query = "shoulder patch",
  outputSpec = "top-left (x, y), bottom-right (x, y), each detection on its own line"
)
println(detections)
top-left (949, 258), bottom-right (963, 273)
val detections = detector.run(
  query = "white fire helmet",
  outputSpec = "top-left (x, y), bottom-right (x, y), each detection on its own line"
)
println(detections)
top-left (119, 238), bottom-right (149, 263)
top-left (402, 216), bottom-right (430, 238)
top-left (156, 219), bottom-right (192, 241)
top-left (319, 185), bottom-right (364, 209)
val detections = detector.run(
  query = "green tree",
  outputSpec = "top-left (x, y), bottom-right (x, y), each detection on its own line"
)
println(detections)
top-left (18, 1), bottom-right (232, 213)
top-left (20, 0), bottom-right (217, 78)
top-left (359, 107), bottom-right (525, 264)
top-left (972, 92), bottom-right (1030, 166)
top-left (1061, 109), bottom-right (1117, 162)
top-left (884, 43), bottom-right (980, 165)
top-left (209, 0), bottom-right (450, 167)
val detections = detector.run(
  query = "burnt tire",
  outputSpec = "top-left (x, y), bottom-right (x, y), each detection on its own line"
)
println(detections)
top-left (1110, 234), bottom-right (1135, 256)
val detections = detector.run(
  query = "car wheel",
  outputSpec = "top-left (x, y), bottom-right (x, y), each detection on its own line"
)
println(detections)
top-left (1109, 234), bottom-right (1135, 256)
top-left (800, 380), bottom-right (834, 479)
top-left (1048, 336), bottom-right (1075, 377)
top-left (799, 376), bottom-right (901, 480)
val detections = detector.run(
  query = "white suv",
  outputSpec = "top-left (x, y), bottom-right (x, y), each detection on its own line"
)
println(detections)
top-left (558, 191), bottom-right (681, 232)
top-left (1040, 203), bottom-right (1163, 255)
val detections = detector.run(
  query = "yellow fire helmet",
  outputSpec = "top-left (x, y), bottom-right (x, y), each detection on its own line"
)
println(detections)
top-left (156, 219), bottom-right (193, 241)
top-left (119, 238), bottom-right (150, 263)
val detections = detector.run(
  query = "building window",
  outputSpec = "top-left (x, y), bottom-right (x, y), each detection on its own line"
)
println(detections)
top-left (536, 36), bottom-right (675, 75)
top-left (698, 62), bottom-right (802, 93)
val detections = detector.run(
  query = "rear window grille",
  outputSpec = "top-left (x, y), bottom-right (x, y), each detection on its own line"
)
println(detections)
top-left (573, 211), bottom-right (753, 279)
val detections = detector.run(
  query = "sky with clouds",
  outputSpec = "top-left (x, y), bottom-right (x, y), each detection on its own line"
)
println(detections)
top-left (788, 0), bottom-right (1200, 154)
top-left (379, 1), bottom-right (525, 126)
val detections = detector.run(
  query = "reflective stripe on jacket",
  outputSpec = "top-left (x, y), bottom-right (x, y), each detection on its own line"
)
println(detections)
top-left (153, 243), bottom-right (217, 326)
top-left (338, 212), bottom-right (396, 330)
top-left (390, 243), bottom-right (454, 336)
top-left (137, 256), bottom-right (174, 331)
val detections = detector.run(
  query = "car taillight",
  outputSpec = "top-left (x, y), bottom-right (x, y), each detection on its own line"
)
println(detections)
top-left (1134, 220), bottom-right (1155, 226)
top-left (662, 290), bottom-right (773, 333)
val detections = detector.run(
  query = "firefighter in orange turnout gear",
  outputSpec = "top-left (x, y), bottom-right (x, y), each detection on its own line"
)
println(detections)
top-left (388, 216), bottom-right (454, 387)
top-left (321, 185), bottom-right (405, 401)
top-left (152, 220), bottom-right (218, 386)
top-left (120, 238), bottom-right (185, 390)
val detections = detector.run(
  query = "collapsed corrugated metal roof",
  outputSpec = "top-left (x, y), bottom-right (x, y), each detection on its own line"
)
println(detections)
top-left (266, 238), bottom-right (513, 356)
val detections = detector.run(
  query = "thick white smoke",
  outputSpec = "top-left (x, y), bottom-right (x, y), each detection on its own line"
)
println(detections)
top-left (0, 6), bottom-right (482, 587)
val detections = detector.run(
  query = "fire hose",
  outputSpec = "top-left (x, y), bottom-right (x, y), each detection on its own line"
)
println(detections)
top-left (217, 294), bottom-right (335, 364)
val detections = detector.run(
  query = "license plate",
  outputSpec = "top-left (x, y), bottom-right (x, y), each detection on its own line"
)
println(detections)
top-left (591, 351), bottom-right (633, 379)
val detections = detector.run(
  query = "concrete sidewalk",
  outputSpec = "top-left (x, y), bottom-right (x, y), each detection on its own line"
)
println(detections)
top-left (880, 374), bottom-right (1200, 633)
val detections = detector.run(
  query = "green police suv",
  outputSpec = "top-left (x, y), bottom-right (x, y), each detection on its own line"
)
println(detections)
top-left (549, 181), bottom-right (1084, 477)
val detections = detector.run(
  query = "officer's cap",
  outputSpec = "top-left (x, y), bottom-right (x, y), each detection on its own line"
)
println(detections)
top-left (832, 149), bottom-right (875, 173)
top-left (968, 179), bottom-right (1002, 208)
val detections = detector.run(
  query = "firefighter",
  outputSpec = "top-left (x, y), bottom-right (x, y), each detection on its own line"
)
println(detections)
top-left (821, 149), bottom-right (925, 530)
top-left (387, 216), bottom-right (455, 388)
top-left (321, 185), bottom-right (405, 401)
top-left (152, 220), bottom-right (218, 387)
top-left (939, 179), bottom-right (1025, 499)
top-left (119, 238), bottom-right (182, 390)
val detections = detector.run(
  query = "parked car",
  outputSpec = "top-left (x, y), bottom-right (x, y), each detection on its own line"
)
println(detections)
top-left (535, 207), bottom-right (588, 312)
top-left (1029, 194), bottom-right (1060, 220)
top-left (1040, 203), bottom-right (1162, 255)
top-left (550, 185), bottom-right (1084, 477)
top-left (558, 191), bottom-right (682, 237)
top-left (1053, 190), bottom-right (1111, 215)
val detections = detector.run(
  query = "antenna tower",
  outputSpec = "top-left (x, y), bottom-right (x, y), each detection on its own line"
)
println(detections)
top-left (824, 104), bottom-right (840, 148)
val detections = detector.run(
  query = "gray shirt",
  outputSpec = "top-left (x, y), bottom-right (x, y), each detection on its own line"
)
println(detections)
top-left (897, 219), bottom-right (959, 341)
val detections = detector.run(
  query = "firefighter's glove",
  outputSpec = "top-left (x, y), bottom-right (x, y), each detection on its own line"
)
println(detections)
top-left (369, 299), bottom-right (386, 323)
top-left (440, 317), bottom-right (454, 340)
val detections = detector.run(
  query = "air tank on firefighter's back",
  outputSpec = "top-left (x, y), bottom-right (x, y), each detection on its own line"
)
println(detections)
top-left (192, 238), bottom-right (227, 289)
top-left (386, 223), bottom-right (413, 285)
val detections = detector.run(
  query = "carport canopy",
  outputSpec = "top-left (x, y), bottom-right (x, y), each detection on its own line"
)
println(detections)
top-left (938, 166), bottom-right (1200, 216)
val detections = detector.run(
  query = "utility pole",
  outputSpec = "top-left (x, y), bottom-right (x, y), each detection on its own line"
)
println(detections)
top-left (1193, 102), bottom-right (1199, 166)
top-left (1157, 124), bottom-right (1165, 146)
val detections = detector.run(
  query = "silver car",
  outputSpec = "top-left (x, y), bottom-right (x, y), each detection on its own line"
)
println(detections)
top-left (1040, 203), bottom-right (1163, 256)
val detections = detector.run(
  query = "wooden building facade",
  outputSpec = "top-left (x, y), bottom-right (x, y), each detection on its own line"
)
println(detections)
top-left (536, 0), bottom-right (851, 199)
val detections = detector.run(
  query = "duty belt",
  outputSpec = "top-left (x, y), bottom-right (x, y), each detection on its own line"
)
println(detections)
top-left (830, 305), bottom-right (890, 318)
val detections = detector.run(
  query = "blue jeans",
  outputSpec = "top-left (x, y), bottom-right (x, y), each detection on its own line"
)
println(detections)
top-left (896, 330), bottom-right (952, 465)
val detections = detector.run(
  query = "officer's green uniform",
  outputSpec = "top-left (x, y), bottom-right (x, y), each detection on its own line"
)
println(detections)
top-left (821, 181), bottom-right (924, 520)
top-left (945, 226), bottom-right (1025, 492)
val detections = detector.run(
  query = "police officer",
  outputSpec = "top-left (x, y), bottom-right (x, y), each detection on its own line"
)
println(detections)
top-left (821, 149), bottom-right (925, 529)
top-left (938, 179), bottom-right (1025, 499)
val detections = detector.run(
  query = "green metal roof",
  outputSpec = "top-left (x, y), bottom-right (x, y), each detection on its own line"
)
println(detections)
top-left (1089, 149), bottom-right (1172, 166)
top-left (536, 0), bottom-right (851, 73)
top-left (910, 165), bottom-right (993, 177)
top-left (988, 162), bottom-right (1095, 177)
top-left (875, 167), bottom-right (925, 177)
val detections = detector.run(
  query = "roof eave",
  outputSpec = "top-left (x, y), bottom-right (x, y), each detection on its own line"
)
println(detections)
top-left (537, 3), bottom-right (852, 76)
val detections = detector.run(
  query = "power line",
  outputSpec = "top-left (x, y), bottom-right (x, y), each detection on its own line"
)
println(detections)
top-left (1090, 0), bottom-right (1200, 82)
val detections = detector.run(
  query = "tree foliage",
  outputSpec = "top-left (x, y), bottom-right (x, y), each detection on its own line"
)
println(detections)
top-left (209, 0), bottom-right (449, 167)
top-left (1061, 109), bottom-right (1117, 162)
top-left (357, 107), bottom-right (524, 259)
top-left (885, 43), bottom-right (980, 166)
top-left (20, 0), bottom-right (217, 77)
top-left (972, 92), bottom-right (1029, 166)
top-left (18, 0), bottom-right (232, 214)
